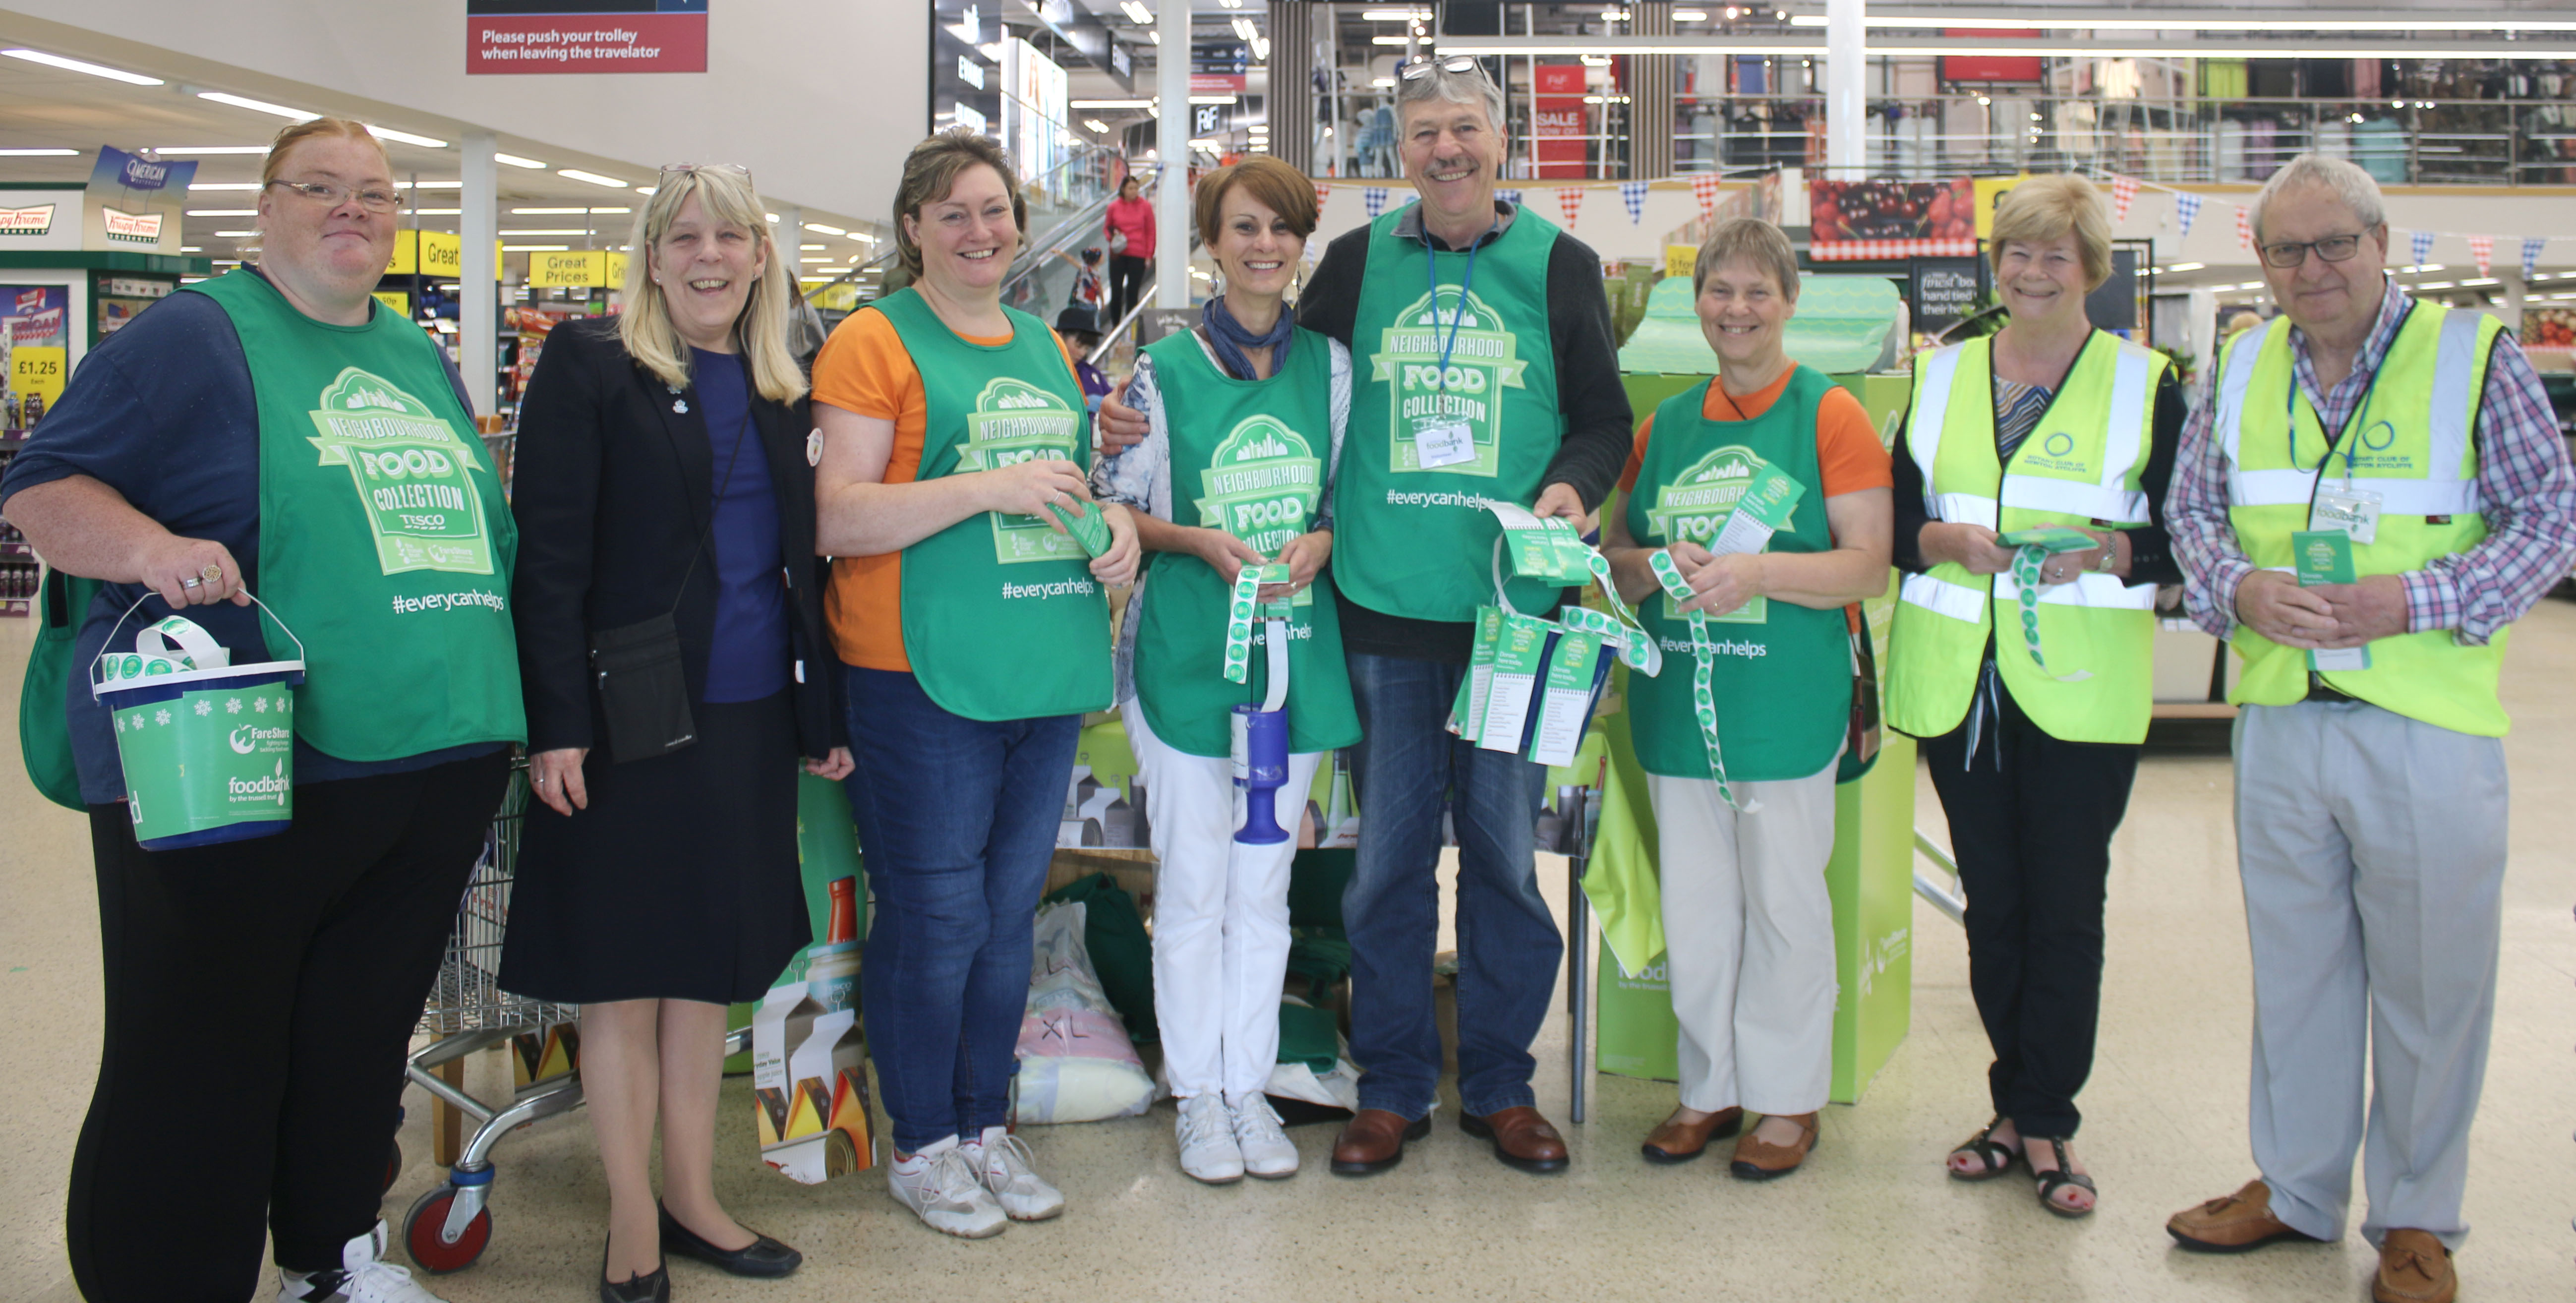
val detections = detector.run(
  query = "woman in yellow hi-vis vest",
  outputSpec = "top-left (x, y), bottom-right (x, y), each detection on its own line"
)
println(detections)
top-left (1885, 176), bottom-right (2184, 1218)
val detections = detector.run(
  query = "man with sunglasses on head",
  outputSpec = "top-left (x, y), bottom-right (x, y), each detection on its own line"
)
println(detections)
top-left (1097, 55), bottom-right (1634, 1178)
top-left (2163, 154), bottom-right (2575, 1303)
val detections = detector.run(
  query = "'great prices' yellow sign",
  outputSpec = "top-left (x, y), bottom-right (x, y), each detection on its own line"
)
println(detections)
top-left (526, 250), bottom-right (630, 288)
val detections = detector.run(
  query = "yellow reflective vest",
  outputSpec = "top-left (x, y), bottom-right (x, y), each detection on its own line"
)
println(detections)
top-left (2212, 300), bottom-right (2509, 737)
top-left (1885, 333), bottom-right (2167, 744)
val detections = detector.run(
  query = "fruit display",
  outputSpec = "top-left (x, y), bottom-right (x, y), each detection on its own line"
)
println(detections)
top-left (1809, 177), bottom-right (1978, 245)
top-left (2522, 306), bottom-right (2576, 350)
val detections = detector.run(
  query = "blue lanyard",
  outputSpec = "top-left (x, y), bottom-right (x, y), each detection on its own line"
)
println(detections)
top-left (1425, 218), bottom-right (1496, 392)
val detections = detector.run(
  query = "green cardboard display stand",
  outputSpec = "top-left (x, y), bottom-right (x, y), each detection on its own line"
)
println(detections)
top-left (725, 772), bottom-right (870, 1073)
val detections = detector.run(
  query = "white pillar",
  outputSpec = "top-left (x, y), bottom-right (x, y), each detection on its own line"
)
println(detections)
top-left (1156, 0), bottom-right (1190, 311)
top-left (2500, 269), bottom-right (2526, 330)
top-left (461, 132), bottom-right (499, 419)
top-left (772, 202), bottom-right (801, 280)
top-left (1825, 0), bottom-right (1865, 180)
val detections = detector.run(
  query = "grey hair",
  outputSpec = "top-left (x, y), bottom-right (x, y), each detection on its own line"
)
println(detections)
top-left (1394, 60), bottom-right (1508, 139)
top-left (2250, 154), bottom-right (2387, 245)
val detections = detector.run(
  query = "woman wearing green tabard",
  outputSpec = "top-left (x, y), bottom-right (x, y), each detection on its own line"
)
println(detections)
top-left (810, 130), bottom-right (1140, 1240)
top-left (0, 119), bottom-right (520, 1303)
top-left (1602, 218), bottom-right (1893, 1184)
top-left (1095, 156), bottom-right (1360, 1186)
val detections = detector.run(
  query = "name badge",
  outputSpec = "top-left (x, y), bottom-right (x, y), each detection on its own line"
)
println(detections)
top-left (1412, 420), bottom-right (1476, 469)
top-left (2310, 487), bottom-right (2382, 545)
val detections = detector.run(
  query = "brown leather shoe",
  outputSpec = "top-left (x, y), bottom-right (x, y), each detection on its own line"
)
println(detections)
top-left (1640, 1107), bottom-right (1743, 1164)
top-left (2372, 1229), bottom-right (2457, 1303)
top-left (1460, 1106), bottom-right (1568, 1173)
top-left (1728, 1112), bottom-right (1819, 1181)
top-left (1329, 1109), bottom-right (1430, 1177)
top-left (2166, 1180), bottom-right (2329, 1253)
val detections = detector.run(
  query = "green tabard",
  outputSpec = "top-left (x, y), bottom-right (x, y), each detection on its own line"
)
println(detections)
top-left (1625, 368), bottom-right (1849, 782)
top-left (1130, 329), bottom-right (1361, 758)
top-left (1334, 208), bottom-right (1564, 621)
top-left (183, 269), bottom-right (524, 762)
top-left (873, 288), bottom-right (1111, 721)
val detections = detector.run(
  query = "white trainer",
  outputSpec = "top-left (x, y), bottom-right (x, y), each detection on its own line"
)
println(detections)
top-left (967, 1127), bottom-right (1065, 1221)
top-left (1176, 1094), bottom-right (1246, 1184)
top-left (1228, 1093), bottom-right (1299, 1180)
top-left (277, 1223), bottom-right (449, 1303)
top-left (886, 1141), bottom-right (1008, 1239)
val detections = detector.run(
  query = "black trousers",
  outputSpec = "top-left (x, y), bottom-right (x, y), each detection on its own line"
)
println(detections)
top-left (1106, 253), bottom-right (1150, 330)
top-left (1918, 675), bottom-right (2138, 1138)
top-left (67, 750), bottom-right (510, 1301)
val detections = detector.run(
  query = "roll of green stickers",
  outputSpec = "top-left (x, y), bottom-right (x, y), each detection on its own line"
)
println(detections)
top-left (1647, 548), bottom-right (1755, 811)
top-left (2004, 534), bottom-right (2096, 683)
top-left (1047, 499), bottom-right (1115, 557)
top-left (1223, 566), bottom-right (1264, 684)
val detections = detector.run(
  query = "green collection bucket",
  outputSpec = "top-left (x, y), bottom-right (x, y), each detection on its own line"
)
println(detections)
top-left (91, 593), bottom-right (306, 852)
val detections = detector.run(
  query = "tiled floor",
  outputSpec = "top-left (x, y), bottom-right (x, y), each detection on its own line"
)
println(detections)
top-left (4, 606), bottom-right (2571, 1303)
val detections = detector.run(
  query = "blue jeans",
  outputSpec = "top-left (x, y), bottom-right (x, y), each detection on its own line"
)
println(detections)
top-left (1343, 652), bottom-right (1560, 1119)
top-left (840, 666), bottom-right (1079, 1153)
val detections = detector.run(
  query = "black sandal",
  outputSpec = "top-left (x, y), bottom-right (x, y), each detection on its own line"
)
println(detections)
top-left (2027, 1136), bottom-right (2097, 1218)
top-left (1946, 1117), bottom-right (2022, 1183)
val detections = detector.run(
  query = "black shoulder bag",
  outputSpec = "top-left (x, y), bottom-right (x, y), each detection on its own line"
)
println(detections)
top-left (587, 386), bottom-right (755, 764)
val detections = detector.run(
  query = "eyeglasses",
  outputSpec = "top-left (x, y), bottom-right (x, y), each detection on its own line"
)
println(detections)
top-left (2258, 233), bottom-right (2366, 269)
top-left (265, 179), bottom-right (401, 213)
top-left (660, 162), bottom-right (755, 184)
top-left (1398, 55), bottom-right (1488, 83)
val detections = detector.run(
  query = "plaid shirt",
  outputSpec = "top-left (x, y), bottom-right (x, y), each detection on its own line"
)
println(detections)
top-left (2168, 277), bottom-right (2576, 645)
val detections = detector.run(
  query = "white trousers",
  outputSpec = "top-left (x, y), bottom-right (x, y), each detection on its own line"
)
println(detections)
top-left (2234, 701), bottom-right (2507, 1250)
top-left (1123, 700), bottom-right (1322, 1101)
top-left (1648, 764), bottom-right (1840, 1116)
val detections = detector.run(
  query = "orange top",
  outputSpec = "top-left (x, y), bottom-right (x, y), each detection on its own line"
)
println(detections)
top-left (1619, 367), bottom-right (1894, 511)
top-left (811, 305), bottom-right (1081, 671)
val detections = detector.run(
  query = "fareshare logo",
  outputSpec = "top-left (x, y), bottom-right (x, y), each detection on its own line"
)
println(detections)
top-left (230, 723), bottom-right (290, 755)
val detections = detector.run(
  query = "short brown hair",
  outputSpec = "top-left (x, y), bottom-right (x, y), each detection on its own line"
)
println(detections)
top-left (1989, 174), bottom-right (2112, 291)
top-left (1193, 155), bottom-right (1319, 247)
top-left (891, 129), bottom-right (1027, 279)
top-left (261, 117), bottom-right (391, 186)
top-left (1692, 217), bottom-right (1801, 301)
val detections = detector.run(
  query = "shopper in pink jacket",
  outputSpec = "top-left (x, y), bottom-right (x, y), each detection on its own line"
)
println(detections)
top-left (1104, 173), bottom-right (1155, 331)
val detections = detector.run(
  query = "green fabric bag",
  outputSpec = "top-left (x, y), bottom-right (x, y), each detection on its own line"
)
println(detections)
top-left (1042, 871), bottom-right (1157, 1044)
top-left (1274, 999), bottom-right (1341, 1072)
top-left (19, 570), bottom-right (101, 812)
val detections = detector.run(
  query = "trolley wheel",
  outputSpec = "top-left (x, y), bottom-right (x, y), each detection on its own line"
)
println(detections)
top-left (384, 1140), bottom-right (402, 1195)
top-left (402, 1185), bottom-right (492, 1275)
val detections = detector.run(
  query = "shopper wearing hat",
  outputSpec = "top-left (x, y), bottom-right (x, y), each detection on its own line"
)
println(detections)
top-left (810, 128), bottom-right (1139, 1239)
top-left (2, 118), bottom-right (522, 1303)
top-left (1054, 303), bottom-right (1112, 413)
top-left (501, 162), bottom-right (845, 1302)
top-left (2165, 154), bottom-right (2576, 1303)
top-left (1095, 155), bottom-right (1360, 1185)
top-left (1886, 173), bottom-right (2184, 1217)
top-left (1104, 55), bottom-right (1635, 1177)
top-left (1600, 216), bottom-right (1892, 1183)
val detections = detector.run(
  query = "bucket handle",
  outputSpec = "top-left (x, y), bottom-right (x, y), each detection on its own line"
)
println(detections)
top-left (90, 587), bottom-right (308, 689)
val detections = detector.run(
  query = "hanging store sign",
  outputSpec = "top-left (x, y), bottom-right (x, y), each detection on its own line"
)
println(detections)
top-left (467, 0), bottom-right (709, 75)
top-left (1808, 177), bottom-right (1976, 261)
top-left (1533, 63), bottom-right (1587, 181)
top-left (525, 249), bottom-right (632, 288)
top-left (0, 204), bottom-right (59, 237)
top-left (84, 147), bottom-right (194, 256)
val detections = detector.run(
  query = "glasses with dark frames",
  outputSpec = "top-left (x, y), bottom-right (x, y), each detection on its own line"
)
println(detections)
top-left (2258, 233), bottom-right (2366, 269)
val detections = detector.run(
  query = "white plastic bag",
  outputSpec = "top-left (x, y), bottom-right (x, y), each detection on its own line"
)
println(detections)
top-left (1011, 901), bottom-right (1157, 1124)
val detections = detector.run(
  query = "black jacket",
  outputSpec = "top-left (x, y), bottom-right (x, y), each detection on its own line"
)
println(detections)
top-left (511, 317), bottom-right (841, 759)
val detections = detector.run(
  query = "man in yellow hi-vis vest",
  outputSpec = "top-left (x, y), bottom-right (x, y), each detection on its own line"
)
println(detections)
top-left (2165, 155), bottom-right (2576, 1303)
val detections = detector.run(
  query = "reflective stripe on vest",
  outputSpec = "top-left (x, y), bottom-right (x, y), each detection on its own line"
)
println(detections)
top-left (2215, 296), bottom-right (2511, 737)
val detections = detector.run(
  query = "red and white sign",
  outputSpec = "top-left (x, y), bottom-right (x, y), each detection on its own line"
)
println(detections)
top-left (468, 13), bottom-right (708, 74)
top-left (0, 204), bottom-right (56, 236)
top-left (1533, 63), bottom-right (1587, 181)
top-left (99, 207), bottom-right (163, 245)
top-left (1190, 73), bottom-right (1246, 94)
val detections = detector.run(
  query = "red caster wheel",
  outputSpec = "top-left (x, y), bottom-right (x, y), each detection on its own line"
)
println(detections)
top-left (402, 1184), bottom-right (492, 1274)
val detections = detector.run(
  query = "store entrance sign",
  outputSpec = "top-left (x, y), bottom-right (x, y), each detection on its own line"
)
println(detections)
top-left (467, 0), bottom-right (709, 75)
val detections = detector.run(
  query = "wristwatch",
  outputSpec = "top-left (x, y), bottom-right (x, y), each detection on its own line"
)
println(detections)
top-left (2095, 544), bottom-right (2118, 574)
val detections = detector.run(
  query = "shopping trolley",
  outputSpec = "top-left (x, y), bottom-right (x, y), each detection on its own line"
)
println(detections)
top-left (397, 762), bottom-right (583, 1273)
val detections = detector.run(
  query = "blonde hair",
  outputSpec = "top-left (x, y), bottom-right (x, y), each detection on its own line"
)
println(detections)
top-left (1692, 217), bottom-right (1801, 301)
top-left (1989, 174), bottom-right (2113, 291)
top-left (617, 167), bottom-right (808, 404)
top-left (260, 117), bottom-right (390, 186)
top-left (891, 130), bottom-right (1027, 280)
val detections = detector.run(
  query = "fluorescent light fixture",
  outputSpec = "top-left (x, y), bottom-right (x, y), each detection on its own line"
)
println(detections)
top-left (1787, 9), bottom-right (2576, 30)
top-left (493, 152), bottom-right (546, 169)
top-left (2164, 262), bottom-right (2206, 272)
top-left (152, 146), bottom-right (267, 154)
top-left (1371, 35), bottom-right (1414, 44)
top-left (214, 230), bottom-right (258, 237)
top-left (634, 185), bottom-right (656, 194)
top-left (800, 243), bottom-right (826, 250)
top-left (765, 212), bottom-right (780, 223)
top-left (2459, 277), bottom-right (2499, 287)
top-left (1, 48), bottom-right (164, 85)
top-left (1252, 35), bottom-right (1271, 59)
top-left (1191, 95), bottom-right (1239, 104)
top-left (1231, 16), bottom-right (1257, 40)
top-left (801, 256), bottom-right (837, 263)
top-left (1360, 9), bottom-right (1435, 20)
top-left (185, 209), bottom-right (257, 217)
top-left (1148, 30), bottom-right (1160, 44)
top-left (1674, 9), bottom-right (1710, 18)
top-left (367, 126), bottom-right (448, 149)
top-left (412, 208), bottom-right (461, 216)
top-left (2404, 263), bottom-right (2448, 273)
top-left (1084, 118), bottom-right (1113, 133)
top-left (198, 92), bottom-right (316, 121)
top-left (1118, 0), bottom-right (1152, 23)
top-left (190, 182), bottom-right (263, 191)
top-left (1072, 98), bottom-right (1154, 109)
top-left (1371, 76), bottom-right (1395, 86)
top-left (181, 245), bottom-right (201, 251)
top-left (2416, 281), bottom-right (2457, 289)
top-left (503, 229), bottom-right (591, 236)
top-left (558, 169), bottom-right (631, 188)
top-left (805, 222), bottom-right (847, 235)
top-left (853, 232), bottom-right (878, 242)
top-left (0, 147), bottom-right (79, 156)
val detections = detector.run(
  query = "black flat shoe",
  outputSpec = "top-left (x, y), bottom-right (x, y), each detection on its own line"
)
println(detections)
top-left (600, 1241), bottom-right (670, 1303)
top-left (658, 1202), bottom-right (803, 1278)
